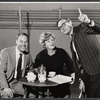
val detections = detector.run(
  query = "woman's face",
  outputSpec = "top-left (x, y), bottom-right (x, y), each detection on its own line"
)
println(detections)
top-left (45, 37), bottom-right (56, 50)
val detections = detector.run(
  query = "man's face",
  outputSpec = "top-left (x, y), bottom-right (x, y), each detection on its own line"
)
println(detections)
top-left (45, 37), bottom-right (56, 50)
top-left (16, 35), bottom-right (28, 52)
top-left (58, 19), bottom-right (72, 35)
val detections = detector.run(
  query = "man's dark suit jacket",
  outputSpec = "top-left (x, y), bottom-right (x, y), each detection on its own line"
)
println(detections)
top-left (70, 21), bottom-right (100, 77)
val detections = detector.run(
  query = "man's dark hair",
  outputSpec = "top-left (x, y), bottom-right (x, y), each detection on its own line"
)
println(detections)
top-left (16, 32), bottom-right (29, 40)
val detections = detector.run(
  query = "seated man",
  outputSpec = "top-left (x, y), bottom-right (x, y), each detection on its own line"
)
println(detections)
top-left (33, 32), bottom-right (75, 98)
top-left (0, 33), bottom-right (33, 98)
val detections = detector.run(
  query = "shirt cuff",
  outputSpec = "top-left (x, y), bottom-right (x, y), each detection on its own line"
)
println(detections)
top-left (88, 20), bottom-right (95, 27)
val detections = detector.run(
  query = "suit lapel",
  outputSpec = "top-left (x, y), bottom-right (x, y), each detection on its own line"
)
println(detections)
top-left (7, 46), bottom-right (16, 82)
top-left (71, 27), bottom-right (84, 79)
top-left (12, 46), bottom-right (16, 70)
top-left (72, 27), bottom-right (76, 43)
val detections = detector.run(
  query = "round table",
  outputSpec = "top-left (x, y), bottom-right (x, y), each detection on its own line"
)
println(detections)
top-left (20, 77), bottom-right (58, 98)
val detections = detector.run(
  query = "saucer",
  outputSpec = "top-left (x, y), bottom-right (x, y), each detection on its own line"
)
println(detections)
top-left (48, 75), bottom-right (55, 78)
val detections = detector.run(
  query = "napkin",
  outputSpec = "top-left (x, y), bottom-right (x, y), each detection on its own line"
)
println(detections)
top-left (48, 74), bottom-right (72, 84)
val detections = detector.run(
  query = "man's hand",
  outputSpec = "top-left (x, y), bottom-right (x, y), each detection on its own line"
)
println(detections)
top-left (1, 88), bottom-right (14, 98)
top-left (78, 8), bottom-right (90, 23)
top-left (79, 79), bottom-right (85, 92)
top-left (70, 72), bottom-right (75, 84)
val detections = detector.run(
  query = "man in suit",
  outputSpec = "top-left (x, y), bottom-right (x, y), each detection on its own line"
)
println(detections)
top-left (0, 32), bottom-right (33, 98)
top-left (57, 9), bottom-right (100, 98)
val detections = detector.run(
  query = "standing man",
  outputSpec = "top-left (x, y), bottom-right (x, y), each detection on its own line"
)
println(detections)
top-left (0, 33), bottom-right (33, 98)
top-left (57, 8), bottom-right (100, 98)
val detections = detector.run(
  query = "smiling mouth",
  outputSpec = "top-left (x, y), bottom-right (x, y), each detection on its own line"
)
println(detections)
top-left (21, 46), bottom-right (27, 49)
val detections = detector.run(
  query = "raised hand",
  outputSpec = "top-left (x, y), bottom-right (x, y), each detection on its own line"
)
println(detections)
top-left (78, 8), bottom-right (82, 16)
top-left (78, 8), bottom-right (90, 23)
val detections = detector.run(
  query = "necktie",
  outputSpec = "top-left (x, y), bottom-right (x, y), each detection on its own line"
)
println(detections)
top-left (16, 53), bottom-right (22, 80)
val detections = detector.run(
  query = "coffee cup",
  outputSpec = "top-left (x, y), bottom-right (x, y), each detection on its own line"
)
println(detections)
top-left (48, 71), bottom-right (56, 77)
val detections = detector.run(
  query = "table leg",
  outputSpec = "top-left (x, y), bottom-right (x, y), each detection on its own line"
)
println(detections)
top-left (42, 88), bottom-right (45, 98)
top-left (23, 87), bottom-right (28, 98)
top-left (36, 87), bottom-right (39, 98)
top-left (47, 89), bottom-right (49, 98)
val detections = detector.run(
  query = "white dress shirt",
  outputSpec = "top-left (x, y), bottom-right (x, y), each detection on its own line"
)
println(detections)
top-left (14, 47), bottom-right (24, 78)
